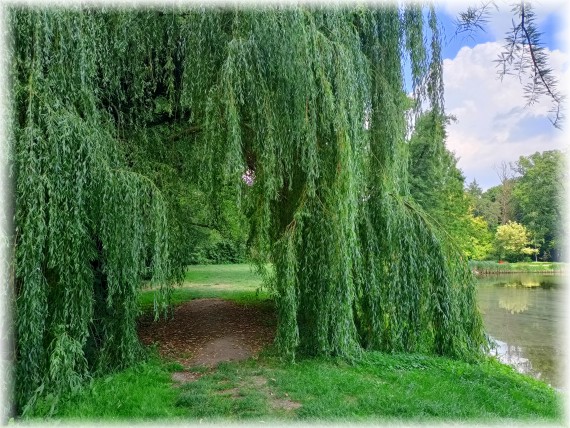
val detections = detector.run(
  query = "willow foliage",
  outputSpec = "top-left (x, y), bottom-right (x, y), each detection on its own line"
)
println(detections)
top-left (11, 5), bottom-right (486, 412)
top-left (11, 9), bottom-right (173, 411)
top-left (184, 6), bottom-right (485, 359)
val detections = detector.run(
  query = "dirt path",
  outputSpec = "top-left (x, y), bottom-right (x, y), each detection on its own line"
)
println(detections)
top-left (137, 298), bottom-right (276, 367)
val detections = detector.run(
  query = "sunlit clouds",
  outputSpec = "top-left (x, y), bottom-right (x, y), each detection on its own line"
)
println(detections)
top-left (442, 41), bottom-right (568, 189)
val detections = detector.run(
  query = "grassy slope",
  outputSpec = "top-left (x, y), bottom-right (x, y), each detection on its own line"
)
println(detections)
top-left (30, 353), bottom-right (563, 423)
top-left (27, 264), bottom-right (564, 423)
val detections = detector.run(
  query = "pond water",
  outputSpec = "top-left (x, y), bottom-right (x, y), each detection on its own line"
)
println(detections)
top-left (476, 273), bottom-right (567, 389)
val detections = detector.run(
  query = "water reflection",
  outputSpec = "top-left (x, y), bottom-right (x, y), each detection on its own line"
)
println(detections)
top-left (489, 339), bottom-right (533, 377)
top-left (498, 289), bottom-right (529, 314)
top-left (476, 273), bottom-right (566, 388)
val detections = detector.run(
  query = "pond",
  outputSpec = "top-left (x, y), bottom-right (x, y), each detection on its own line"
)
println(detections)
top-left (476, 273), bottom-right (567, 389)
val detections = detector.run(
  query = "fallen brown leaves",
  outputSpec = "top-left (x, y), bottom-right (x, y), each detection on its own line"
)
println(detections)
top-left (137, 298), bottom-right (275, 367)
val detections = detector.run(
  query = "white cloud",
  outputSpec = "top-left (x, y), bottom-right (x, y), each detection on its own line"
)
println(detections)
top-left (443, 41), bottom-right (569, 189)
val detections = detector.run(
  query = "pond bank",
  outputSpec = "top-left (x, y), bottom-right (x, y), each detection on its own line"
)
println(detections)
top-left (469, 261), bottom-right (566, 275)
top-left (25, 351), bottom-right (564, 423)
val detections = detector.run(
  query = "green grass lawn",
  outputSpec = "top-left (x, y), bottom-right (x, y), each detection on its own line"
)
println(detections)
top-left (27, 351), bottom-right (563, 423)
top-left (139, 264), bottom-right (269, 310)
top-left (26, 264), bottom-right (565, 423)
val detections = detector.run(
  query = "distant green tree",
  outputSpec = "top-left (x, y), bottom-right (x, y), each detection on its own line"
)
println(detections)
top-left (466, 180), bottom-right (501, 231)
top-left (495, 221), bottom-right (531, 262)
top-left (408, 112), bottom-right (475, 256)
top-left (495, 161), bottom-right (516, 225)
top-left (465, 179), bottom-right (483, 210)
top-left (466, 214), bottom-right (494, 260)
top-left (512, 150), bottom-right (565, 261)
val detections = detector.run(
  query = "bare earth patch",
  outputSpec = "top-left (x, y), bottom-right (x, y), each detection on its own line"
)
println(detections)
top-left (271, 398), bottom-right (302, 411)
top-left (138, 298), bottom-right (301, 412)
top-left (171, 371), bottom-right (203, 385)
top-left (233, 374), bottom-right (302, 412)
top-left (138, 298), bottom-right (275, 367)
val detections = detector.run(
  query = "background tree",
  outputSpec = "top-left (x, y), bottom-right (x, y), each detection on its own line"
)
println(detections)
top-left (495, 221), bottom-right (531, 262)
top-left (495, 161), bottom-right (516, 226)
top-left (512, 150), bottom-right (565, 261)
top-left (408, 113), bottom-right (497, 261)
top-left (465, 179), bottom-right (483, 214)
top-left (466, 215), bottom-right (494, 260)
top-left (408, 111), bottom-right (479, 258)
top-left (466, 179), bottom-right (501, 230)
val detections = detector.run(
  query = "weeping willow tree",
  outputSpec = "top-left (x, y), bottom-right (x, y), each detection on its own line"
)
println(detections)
top-left (10, 4), bottom-right (486, 412)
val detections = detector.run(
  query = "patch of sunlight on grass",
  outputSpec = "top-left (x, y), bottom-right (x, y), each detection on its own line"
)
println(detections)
top-left (139, 264), bottom-right (269, 312)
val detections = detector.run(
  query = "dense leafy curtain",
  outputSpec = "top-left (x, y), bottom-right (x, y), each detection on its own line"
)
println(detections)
top-left (10, 5), bottom-right (486, 411)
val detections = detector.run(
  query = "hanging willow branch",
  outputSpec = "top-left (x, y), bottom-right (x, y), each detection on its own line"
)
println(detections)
top-left (11, 4), bottom-right (487, 413)
top-left (455, 1), bottom-right (564, 129)
top-left (184, 5), bottom-right (485, 361)
top-left (453, 1), bottom-right (497, 42)
top-left (495, 2), bottom-right (564, 129)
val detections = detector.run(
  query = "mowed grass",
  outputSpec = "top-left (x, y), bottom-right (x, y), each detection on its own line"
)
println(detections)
top-left (139, 264), bottom-right (269, 311)
top-left (26, 264), bottom-right (565, 423)
top-left (25, 357), bottom-right (188, 421)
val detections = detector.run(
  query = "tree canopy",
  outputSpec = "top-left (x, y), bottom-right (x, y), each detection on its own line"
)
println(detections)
top-left (466, 150), bottom-right (565, 262)
top-left (10, 5), bottom-right (486, 412)
top-left (466, 179), bottom-right (500, 230)
top-left (512, 150), bottom-right (566, 260)
top-left (495, 221), bottom-right (531, 262)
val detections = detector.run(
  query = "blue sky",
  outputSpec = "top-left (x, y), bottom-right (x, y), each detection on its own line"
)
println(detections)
top-left (431, 1), bottom-right (568, 190)
top-left (437, 7), bottom-right (496, 59)
top-left (438, 4), bottom-right (565, 59)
